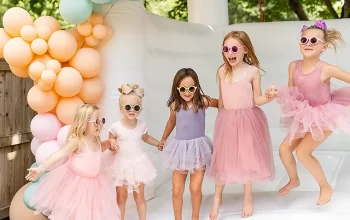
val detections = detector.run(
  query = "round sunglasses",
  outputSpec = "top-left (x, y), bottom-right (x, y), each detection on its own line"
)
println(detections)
top-left (299, 36), bottom-right (325, 45)
top-left (88, 118), bottom-right (105, 126)
top-left (124, 104), bottom-right (142, 112)
top-left (177, 86), bottom-right (197, 93)
top-left (222, 45), bottom-right (244, 53)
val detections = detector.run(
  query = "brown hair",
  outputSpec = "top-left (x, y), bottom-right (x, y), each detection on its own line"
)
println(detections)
top-left (167, 68), bottom-right (210, 112)
top-left (304, 26), bottom-right (344, 52)
top-left (218, 31), bottom-right (261, 80)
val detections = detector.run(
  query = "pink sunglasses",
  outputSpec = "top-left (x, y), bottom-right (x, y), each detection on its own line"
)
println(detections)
top-left (222, 45), bottom-right (245, 53)
top-left (299, 36), bottom-right (325, 45)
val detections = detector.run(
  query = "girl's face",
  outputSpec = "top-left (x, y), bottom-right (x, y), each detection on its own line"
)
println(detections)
top-left (300, 29), bottom-right (328, 58)
top-left (120, 95), bottom-right (142, 120)
top-left (222, 37), bottom-right (247, 66)
top-left (86, 110), bottom-right (104, 137)
top-left (178, 76), bottom-right (197, 103)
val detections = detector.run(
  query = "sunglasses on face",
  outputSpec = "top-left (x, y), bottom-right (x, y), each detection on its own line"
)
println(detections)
top-left (124, 104), bottom-right (142, 112)
top-left (177, 86), bottom-right (197, 93)
top-left (88, 118), bottom-right (105, 126)
top-left (299, 36), bottom-right (325, 45)
top-left (222, 45), bottom-right (244, 53)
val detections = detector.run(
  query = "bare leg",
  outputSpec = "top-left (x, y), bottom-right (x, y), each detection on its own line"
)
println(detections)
top-left (242, 183), bottom-right (253, 218)
top-left (172, 170), bottom-right (188, 220)
top-left (189, 169), bottom-right (205, 220)
top-left (116, 186), bottom-right (128, 220)
top-left (133, 184), bottom-right (146, 220)
top-left (209, 184), bottom-right (224, 220)
top-left (295, 131), bottom-right (333, 205)
top-left (278, 137), bottom-right (302, 196)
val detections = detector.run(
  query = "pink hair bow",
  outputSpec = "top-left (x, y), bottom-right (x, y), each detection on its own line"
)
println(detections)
top-left (118, 83), bottom-right (144, 98)
top-left (301, 19), bottom-right (327, 33)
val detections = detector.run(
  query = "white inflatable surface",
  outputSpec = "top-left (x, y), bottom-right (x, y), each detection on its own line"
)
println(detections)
top-left (100, 1), bottom-right (350, 219)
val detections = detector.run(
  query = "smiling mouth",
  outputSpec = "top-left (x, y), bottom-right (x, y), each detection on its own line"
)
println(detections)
top-left (228, 57), bottom-right (237, 63)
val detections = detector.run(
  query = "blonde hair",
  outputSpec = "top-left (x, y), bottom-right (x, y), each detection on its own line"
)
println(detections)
top-left (305, 26), bottom-right (344, 52)
top-left (219, 31), bottom-right (261, 81)
top-left (118, 83), bottom-right (144, 106)
top-left (67, 104), bottom-right (100, 142)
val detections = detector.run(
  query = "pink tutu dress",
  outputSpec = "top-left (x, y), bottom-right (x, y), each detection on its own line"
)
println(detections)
top-left (208, 66), bottom-right (275, 184)
top-left (277, 60), bottom-right (350, 145)
top-left (163, 107), bottom-right (213, 173)
top-left (108, 120), bottom-right (157, 192)
top-left (30, 140), bottom-right (121, 220)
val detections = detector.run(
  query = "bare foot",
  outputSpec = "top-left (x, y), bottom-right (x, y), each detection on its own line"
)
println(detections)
top-left (278, 180), bottom-right (300, 196)
top-left (209, 196), bottom-right (222, 220)
top-left (316, 184), bottom-right (333, 205)
top-left (242, 194), bottom-right (253, 218)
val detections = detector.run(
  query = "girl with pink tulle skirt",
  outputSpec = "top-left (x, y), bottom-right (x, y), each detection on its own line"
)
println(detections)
top-left (268, 20), bottom-right (350, 206)
top-left (25, 104), bottom-right (120, 220)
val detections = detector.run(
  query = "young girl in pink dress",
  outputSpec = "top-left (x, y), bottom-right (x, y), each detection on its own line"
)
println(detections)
top-left (208, 31), bottom-right (277, 219)
top-left (108, 83), bottom-right (161, 220)
top-left (160, 68), bottom-right (218, 220)
top-left (271, 20), bottom-right (350, 205)
top-left (26, 104), bottom-right (120, 220)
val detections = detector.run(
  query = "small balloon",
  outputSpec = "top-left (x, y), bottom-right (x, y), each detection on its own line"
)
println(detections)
top-left (85, 35), bottom-right (99, 47)
top-left (20, 25), bottom-right (37, 42)
top-left (92, 24), bottom-right (107, 40)
top-left (41, 69), bottom-right (56, 84)
top-left (31, 38), bottom-right (48, 55)
top-left (37, 79), bottom-right (54, 92)
top-left (36, 26), bottom-right (52, 41)
top-left (46, 59), bottom-right (61, 74)
top-left (29, 62), bottom-right (45, 81)
top-left (88, 13), bottom-right (104, 26)
top-left (77, 21), bottom-right (93, 37)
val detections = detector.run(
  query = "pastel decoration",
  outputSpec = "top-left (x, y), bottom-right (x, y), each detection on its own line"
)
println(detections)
top-left (2, 7), bottom-right (33, 37)
top-left (36, 26), bottom-right (52, 41)
top-left (66, 27), bottom-right (85, 48)
top-left (105, 25), bottom-right (113, 40)
top-left (56, 97), bottom-right (84, 124)
top-left (41, 69), bottom-right (57, 84)
top-left (23, 182), bottom-right (39, 210)
top-left (28, 162), bottom-right (48, 183)
top-left (9, 65), bottom-right (29, 78)
top-left (34, 16), bottom-right (61, 33)
top-left (46, 59), bottom-right (61, 74)
top-left (29, 62), bottom-right (45, 81)
top-left (88, 13), bottom-right (104, 26)
top-left (37, 79), bottom-right (53, 92)
top-left (20, 25), bottom-right (37, 43)
top-left (3, 37), bottom-right (34, 67)
top-left (54, 67), bottom-right (83, 97)
top-left (30, 137), bottom-right (43, 155)
top-left (92, 3), bottom-right (102, 13)
top-left (78, 77), bottom-right (104, 104)
top-left (91, 0), bottom-right (110, 3)
top-left (92, 24), bottom-right (107, 40)
top-left (59, 0), bottom-right (93, 25)
top-left (27, 85), bottom-right (59, 113)
top-left (35, 140), bottom-right (64, 171)
top-left (85, 35), bottom-right (99, 47)
top-left (77, 21), bottom-right (93, 37)
top-left (107, 0), bottom-right (120, 4)
top-left (30, 113), bottom-right (62, 142)
top-left (0, 28), bottom-right (12, 58)
top-left (31, 38), bottom-right (48, 55)
top-left (57, 125), bottom-right (71, 148)
top-left (69, 48), bottom-right (101, 78)
top-left (48, 30), bottom-right (77, 62)
top-left (31, 54), bottom-right (53, 65)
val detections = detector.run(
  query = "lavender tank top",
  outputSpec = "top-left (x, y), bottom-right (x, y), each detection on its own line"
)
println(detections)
top-left (175, 108), bottom-right (205, 140)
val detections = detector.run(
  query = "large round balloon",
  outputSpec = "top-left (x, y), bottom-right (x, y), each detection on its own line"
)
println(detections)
top-left (9, 65), bottom-right (29, 78)
top-left (59, 0), bottom-right (93, 25)
top-left (69, 48), bottom-right (101, 78)
top-left (57, 125), bottom-right (71, 148)
top-left (34, 16), bottom-right (61, 33)
top-left (0, 28), bottom-right (11, 58)
top-left (2, 7), bottom-right (33, 37)
top-left (31, 137), bottom-right (43, 156)
top-left (48, 30), bottom-right (77, 62)
top-left (27, 85), bottom-right (59, 113)
top-left (23, 181), bottom-right (39, 210)
top-left (54, 67), bottom-right (83, 97)
top-left (9, 183), bottom-right (48, 220)
top-left (66, 27), bottom-right (85, 48)
top-left (78, 77), bottom-right (104, 103)
top-left (3, 37), bottom-right (34, 67)
top-left (30, 113), bottom-right (62, 142)
top-left (35, 140), bottom-right (64, 171)
top-left (56, 97), bottom-right (84, 124)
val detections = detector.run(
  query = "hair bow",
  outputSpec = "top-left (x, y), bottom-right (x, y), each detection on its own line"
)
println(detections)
top-left (301, 19), bottom-right (327, 33)
top-left (118, 83), bottom-right (144, 98)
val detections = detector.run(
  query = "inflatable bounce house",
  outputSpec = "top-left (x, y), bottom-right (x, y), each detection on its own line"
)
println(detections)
top-left (1, 0), bottom-right (350, 219)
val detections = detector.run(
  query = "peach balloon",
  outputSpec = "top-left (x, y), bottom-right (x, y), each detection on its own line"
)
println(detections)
top-left (9, 65), bottom-right (29, 78)
top-left (46, 59), bottom-right (61, 73)
top-left (88, 13), bottom-right (104, 26)
top-left (31, 38), bottom-right (48, 55)
top-left (20, 25), bottom-right (37, 42)
top-left (54, 67), bottom-right (83, 97)
top-left (105, 25), bottom-right (113, 40)
top-left (77, 21), bottom-right (92, 37)
top-left (32, 53), bottom-right (52, 65)
top-left (56, 97), bottom-right (84, 124)
top-left (34, 16), bottom-right (61, 33)
top-left (37, 79), bottom-right (53, 91)
top-left (41, 69), bottom-right (56, 84)
top-left (2, 7), bottom-right (33, 37)
top-left (0, 28), bottom-right (12, 58)
top-left (69, 48), bottom-right (101, 78)
top-left (36, 26), bottom-right (52, 41)
top-left (92, 24), bottom-right (107, 40)
top-left (3, 37), bottom-right (33, 67)
top-left (29, 62), bottom-right (45, 81)
top-left (66, 27), bottom-right (85, 48)
top-left (78, 77), bottom-right (104, 104)
top-left (48, 30), bottom-right (77, 62)
top-left (85, 35), bottom-right (99, 47)
top-left (27, 85), bottom-right (59, 113)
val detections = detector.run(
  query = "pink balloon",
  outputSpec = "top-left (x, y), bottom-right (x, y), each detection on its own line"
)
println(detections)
top-left (35, 140), bottom-right (64, 171)
top-left (30, 113), bottom-right (62, 142)
top-left (57, 125), bottom-right (71, 148)
top-left (30, 137), bottom-right (42, 156)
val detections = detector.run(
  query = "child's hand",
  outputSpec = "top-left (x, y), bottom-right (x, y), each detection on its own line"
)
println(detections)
top-left (158, 140), bottom-right (165, 151)
top-left (265, 85), bottom-right (278, 99)
top-left (25, 167), bottom-right (41, 182)
top-left (109, 139), bottom-right (119, 152)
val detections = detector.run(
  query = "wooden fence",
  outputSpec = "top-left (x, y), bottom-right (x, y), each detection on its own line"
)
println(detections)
top-left (0, 58), bottom-right (36, 219)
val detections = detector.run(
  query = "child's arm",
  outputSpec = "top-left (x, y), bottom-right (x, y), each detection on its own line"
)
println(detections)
top-left (323, 64), bottom-right (350, 83)
top-left (204, 97), bottom-right (219, 108)
top-left (160, 103), bottom-right (176, 144)
top-left (107, 132), bottom-right (119, 152)
top-left (288, 61), bottom-right (297, 87)
top-left (252, 67), bottom-right (276, 106)
top-left (142, 132), bottom-right (160, 148)
top-left (218, 67), bottom-right (224, 109)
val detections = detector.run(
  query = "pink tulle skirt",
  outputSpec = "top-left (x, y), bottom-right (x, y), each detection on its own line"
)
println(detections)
top-left (30, 164), bottom-right (120, 220)
top-left (277, 86), bottom-right (350, 145)
top-left (208, 107), bottom-right (275, 185)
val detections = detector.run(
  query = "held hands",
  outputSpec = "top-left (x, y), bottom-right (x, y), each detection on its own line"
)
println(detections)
top-left (109, 139), bottom-right (119, 152)
top-left (157, 140), bottom-right (165, 151)
top-left (25, 167), bottom-right (42, 182)
top-left (265, 85), bottom-right (278, 100)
